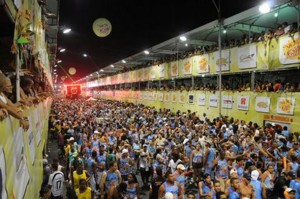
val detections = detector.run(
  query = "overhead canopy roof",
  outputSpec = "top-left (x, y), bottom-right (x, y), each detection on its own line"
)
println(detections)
top-left (81, 0), bottom-right (299, 81)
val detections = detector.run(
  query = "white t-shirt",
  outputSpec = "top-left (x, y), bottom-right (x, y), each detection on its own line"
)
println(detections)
top-left (48, 171), bottom-right (64, 197)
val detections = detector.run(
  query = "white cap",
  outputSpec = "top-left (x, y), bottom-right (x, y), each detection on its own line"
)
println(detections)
top-left (183, 138), bottom-right (189, 145)
top-left (230, 168), bottom-right (238, 175)
top-left (140, 152), bottom-right (147, 157)
top-left (122, 149), bottom-right (128, 154)
top-left (165, 192), bottom-right (174, 199)
top-left (94, 130), bottom-right (99, 134)
top-left (177, 164), bottom-right (186, 170)
top-left (68, 137), bottom-right (74, 141)
top-left (251, 170), bottom-right (259, 180)
top-left (285, 188), bottom-right (295, 193)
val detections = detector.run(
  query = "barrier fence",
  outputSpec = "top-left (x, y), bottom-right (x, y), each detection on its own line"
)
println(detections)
top-left (0, 98), bottom-right (52, 199)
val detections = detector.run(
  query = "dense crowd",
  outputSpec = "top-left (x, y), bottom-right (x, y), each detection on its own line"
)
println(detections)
top-left (42, 97), bottom-right (300, 199)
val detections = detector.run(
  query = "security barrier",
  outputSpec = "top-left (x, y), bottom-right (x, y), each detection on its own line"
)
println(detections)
top-left (0, 98), bottom-right (52, 199)
top-left (95, 90), bottom-right (300, 132)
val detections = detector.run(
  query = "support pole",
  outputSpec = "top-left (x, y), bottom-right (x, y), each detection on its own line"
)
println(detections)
top-left (16, 54), bottom-right (20, 102)
top-left (191, 76), bottom-right (194, 90)
top-left (251, 71), bottom-right (255, 91)
top-left (217, 1), bottom-right (222, 118)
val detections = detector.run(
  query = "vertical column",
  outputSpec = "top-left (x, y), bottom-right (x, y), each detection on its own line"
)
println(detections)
top-left (251, 71), bottom-right (255, 91)
top-left (191, 76), bottom-right (194, 90)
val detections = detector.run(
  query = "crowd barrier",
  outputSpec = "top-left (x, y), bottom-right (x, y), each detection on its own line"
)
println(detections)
top-left (95, 90), bottom-right (300, 132)
top-left (0, 98), bottom-right (52, 199)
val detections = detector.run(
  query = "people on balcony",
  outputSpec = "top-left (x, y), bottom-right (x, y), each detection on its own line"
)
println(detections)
top-left (0, 72), bottom-right (29, 130)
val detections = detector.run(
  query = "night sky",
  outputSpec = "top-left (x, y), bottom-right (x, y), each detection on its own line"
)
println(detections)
top-left (58, 0), bottom-right (261, 82)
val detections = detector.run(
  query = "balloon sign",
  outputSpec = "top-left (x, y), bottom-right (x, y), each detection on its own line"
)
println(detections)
top-left (92, 18), bottom-right (112, 37)
top-left (68, 67), bottom-right (76, 75)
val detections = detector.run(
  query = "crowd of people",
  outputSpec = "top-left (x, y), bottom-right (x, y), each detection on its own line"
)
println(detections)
top-left (0, 70), bottom-right (52, 131)
top-left (41, 97), bottom-right (300, 199)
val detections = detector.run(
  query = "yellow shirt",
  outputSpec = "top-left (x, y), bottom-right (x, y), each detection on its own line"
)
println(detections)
top-left (73, 170), bottom-right (87, 189)
top-left (64, 144), bottom-right (70, 156)
top-left (75, 187), bottom-right (92, 199)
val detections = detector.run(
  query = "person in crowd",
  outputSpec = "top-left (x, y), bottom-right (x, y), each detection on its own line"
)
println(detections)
top-left (89, 162), bottom-right (104, 197)
top-left (72, 163), bottom-right (90, 190)
top-left (261, 164), bottom-right (276, 197)
top-left (198, 173), bottom-right (214, 198)
top-left (273, 171), bottom-right (295, 198)
top-left (227, 177), bottom-right (240, 199)
top-left (158, 171), bottom-right (183, 199)
top-left (150, 166), bottom-right (165, 199)
top-left (125, 173), bottom-right (140, 199)
top-left (139, 151), bottom-right (151, 188)
top-left (250, 169), bottom-right (266, 199)
top-left (107, 182), bottom-right (128, 199)
top-left (174, 164), bottom-right (186, 193)
top-left (75, 179), bottom-right (92, 199)
top-left (48, 161), bottom-right (64, 199)
top-left (190, 143), bottom-right (203, 184)
top-left (100, 161), bottom-right (122, 198)
top-left (289, 168), bottom-right (300, 199)
top-left (118, 148), bottom-right (134, 181)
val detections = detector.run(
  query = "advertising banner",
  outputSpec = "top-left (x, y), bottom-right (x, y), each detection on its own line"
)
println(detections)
top-left (179, 93), bottom-right (186, 104)
top-left (153, 92), bottom-right (157, 101)
top-left (27, 117), bottom-right (35, 164)
top-left (255, 96), bottom-right (270, 113)
top-left (150, 66), bottom-right (156, 79)
top-left (222, 95), bottom-right (233, 109)
top-left (277, 97), bottom-right (295, 115)
top-left (0, 146), bottom-right (7, 199)
top-left (172, 93), bottom-right (177, 103)
top-left (209, 95), bottom-right (218, 107)
top-left (193, 55), bottom-right (209, 73)
top-left (197, 94), bottom-right (206, 106)
top-left (238, 45), bottom-right (257, 69)
top-left (213, 50), bottom-right (230, 72)
top-left (164, 93), bottom-right (170, 102)
top-left (183, 57), bottom-right (193, 75)
top-left (237, 95), bottom-right (250, 111)
top-left (148, 92), bottom-right (153, 101)
top-left (159, 93), bottom-right (163, 102)
top-left (158, 64), bottom-right (165, 78)
top-left (188, 94), bottom-right (194, 104)
top-left (170, 61), bottom-right (179, 77)
top-left (279, 33), bottom-right (299, 65)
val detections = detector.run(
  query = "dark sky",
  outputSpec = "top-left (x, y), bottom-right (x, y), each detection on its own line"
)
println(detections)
top-left (58, 0), bottom-right (261, 82)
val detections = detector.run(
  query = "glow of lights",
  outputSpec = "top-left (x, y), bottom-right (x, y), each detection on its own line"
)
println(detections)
top-left (259, 2), bottom-right (271, 14)
top-left (144, 50), bottom-right (150, 55)
top-left (57, 60), bottom-right (62, 63)
top-left (100, 69), bottom-right (104, 72)
top-left (274, 12), bottom-right (278, 17)
top-left (54, 65), bottom-right (58, 67)
top-left (185, 43), bottom-right (188, 47)
top-left (122, 60), bottom-right (126, 63)
top-left (63, 28), bottom-right (71, 34)
top-left (223, 29), bottom-right (227, 34)
top-left (180, 36), bottom-right (187, 41)
top-left (59, 48), bottom-right (66, 52)
top-left (83, 53), bottom-right (87, 57)
top-left (110, 65), bottom-right (114, 68)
